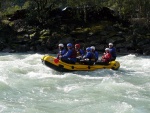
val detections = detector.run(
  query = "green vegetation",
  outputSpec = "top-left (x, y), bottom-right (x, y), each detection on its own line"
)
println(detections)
top-left (0, 0), bottom-right (150, 19)
top-left (0, 0), bottom-right (150, 54)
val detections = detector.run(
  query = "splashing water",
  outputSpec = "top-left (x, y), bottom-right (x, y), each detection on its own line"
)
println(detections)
top-left (0, 53), bottom-right (150, 113)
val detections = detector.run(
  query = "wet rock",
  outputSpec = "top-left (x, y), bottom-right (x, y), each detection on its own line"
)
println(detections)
top-left (2, 48), bottom-right (12, 52)
top-left (136, 49), bottom-right (143, 55)
top-left (143, 50), bottom-right (150, 55)
top-left (16, 45), bottom-right (29, 52)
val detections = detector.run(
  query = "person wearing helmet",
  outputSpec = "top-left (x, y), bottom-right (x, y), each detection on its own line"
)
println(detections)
top-left (83, 47), bottom-right (93, 60)
top-left (57, 43), bottom-right (67, 59)
top-left (75, 44), bottom-right (84, 61)
top-left (60, 43), bottom-right (77, 64)
top-left (108, 43), bottom-right (116, 61)
top-left (80, 47), bottom-right (95, 65)
top-left (100, 48), bottom-right (112, 63)
top-left (91, 46), bottom-right (99, 62)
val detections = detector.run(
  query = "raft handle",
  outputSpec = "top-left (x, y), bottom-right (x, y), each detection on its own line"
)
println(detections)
top-left (71, 66), bottom-right (74, 69)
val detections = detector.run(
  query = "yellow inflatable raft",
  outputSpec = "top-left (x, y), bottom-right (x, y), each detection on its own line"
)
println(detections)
top-left (41, 55), bottom-right (120, 72)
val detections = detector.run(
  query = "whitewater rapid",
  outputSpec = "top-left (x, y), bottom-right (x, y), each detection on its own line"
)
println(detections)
top-left (0, 53), bottom-right (149, 113)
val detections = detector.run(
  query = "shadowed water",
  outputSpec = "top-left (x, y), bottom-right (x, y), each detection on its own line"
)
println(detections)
top-left (0, 53), bottom-right (150, 113)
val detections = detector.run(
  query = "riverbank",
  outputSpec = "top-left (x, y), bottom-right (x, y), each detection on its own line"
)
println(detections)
top-left (0, 7), bottom-right (150, 55)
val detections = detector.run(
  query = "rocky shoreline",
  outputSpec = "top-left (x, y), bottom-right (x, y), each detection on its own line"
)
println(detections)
top-left (0, 7), bottom-right (150, 55)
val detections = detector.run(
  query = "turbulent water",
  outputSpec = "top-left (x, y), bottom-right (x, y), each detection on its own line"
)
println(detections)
top-left (0, 53), bottom-right (149, 113)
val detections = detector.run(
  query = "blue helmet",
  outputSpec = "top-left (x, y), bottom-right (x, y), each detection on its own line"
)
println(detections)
top-left (67, 43), bottom-right (72, 47)
top-left (86, 47), bottom-right (91, 51)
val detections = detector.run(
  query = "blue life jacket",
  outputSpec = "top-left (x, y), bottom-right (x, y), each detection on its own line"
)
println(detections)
top-left (62, 49), bottom-right (77, 62)
top-left (92, 51), bottom-right (99, 61)
top-left (57, 48), bottom-right (67, 59)
top-left (109, 47), bottom-right (116, 58)
top-left (76, 49), bottom-right (84, 57)
top-left (59, 48), bottom-right (67, 56)
top-left (83, 52), bottom-right (93, 59)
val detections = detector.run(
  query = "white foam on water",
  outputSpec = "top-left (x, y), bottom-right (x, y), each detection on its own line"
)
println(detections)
top-left (0, 53), bottom-right (150, 113)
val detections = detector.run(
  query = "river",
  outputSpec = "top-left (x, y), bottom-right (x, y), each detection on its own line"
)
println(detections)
top-left (0, 53), bottom-right (150, 113)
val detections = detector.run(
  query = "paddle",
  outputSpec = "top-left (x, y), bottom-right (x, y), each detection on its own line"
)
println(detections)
top-left (54, 58), bottom-right (59, 64)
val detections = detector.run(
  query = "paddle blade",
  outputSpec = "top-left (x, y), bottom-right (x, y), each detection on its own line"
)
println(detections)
top-left (54, 58), bottom-right (59, 64)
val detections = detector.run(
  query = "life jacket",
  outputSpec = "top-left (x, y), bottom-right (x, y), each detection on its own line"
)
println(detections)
top-left (101, 53), bottom-right (111, 62)
top-left (70, 49), bottom-right (77, 58)
top-left (110, 47), bottom-right (116, 58)
top-left (57, 48), bottom-right (67, 59)
top-left (83, 52), bottom-right (95, 61)
top-left (90, 52), bottom-right (96, 61)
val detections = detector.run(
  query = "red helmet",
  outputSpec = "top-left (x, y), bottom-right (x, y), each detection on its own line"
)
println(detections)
top-left (75, 44), bottom-right (80, 48)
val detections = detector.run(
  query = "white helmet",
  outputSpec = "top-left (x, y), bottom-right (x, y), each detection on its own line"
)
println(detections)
top-left (109, 43), bottom-right (113, 46)
top-left (58, 43), bottom-right (64, 47)
top-left (91, 46), bottom-right (95, 50)
top-left (105, 48), bottom-right (110, 51)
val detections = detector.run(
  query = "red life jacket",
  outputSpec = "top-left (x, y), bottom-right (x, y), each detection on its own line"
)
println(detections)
top-left (102, 53), bottom-right (111, 62)
top-left (70, 49), bottom-right (77, 58)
